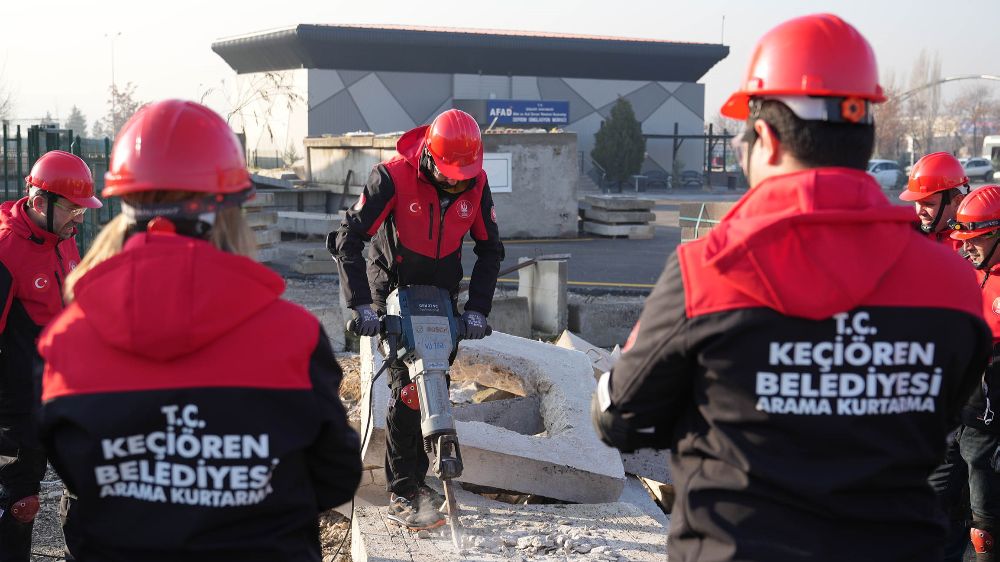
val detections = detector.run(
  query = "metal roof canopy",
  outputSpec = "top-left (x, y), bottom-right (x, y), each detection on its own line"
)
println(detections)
top-left (212, 24), bottom-right (728, 82)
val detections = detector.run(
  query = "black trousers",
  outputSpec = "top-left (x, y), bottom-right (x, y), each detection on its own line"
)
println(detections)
top-left (384, 362), bottom-right (429, 497)
top-left (0, 445), bottom-right (45, 562)
top-left (929, 425), bottom-right (1000, 561)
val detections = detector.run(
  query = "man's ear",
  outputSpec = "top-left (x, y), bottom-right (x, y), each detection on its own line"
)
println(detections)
top-left (755, 120), bottom-right (782, 165)
top-left (27, 194), bottom-right (45, 215)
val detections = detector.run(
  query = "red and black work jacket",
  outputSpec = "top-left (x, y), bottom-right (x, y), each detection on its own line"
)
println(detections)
top-left (38, 233), bottom-right (361, 562)
top-left (966, 264), bottom-right (1000, 433)
top-left (0, 197), bottom-right (80, 431)
top-left (609, 168), bottom-right (992, 562)
top-left (332, 125), bottom-right (504, 315)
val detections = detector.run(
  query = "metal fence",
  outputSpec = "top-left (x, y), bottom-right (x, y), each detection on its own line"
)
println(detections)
top-left (1, 124), bottom-right (118, 254)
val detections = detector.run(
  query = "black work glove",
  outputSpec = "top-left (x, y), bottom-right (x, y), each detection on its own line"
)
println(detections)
top-left (461, 310), bottom-right (488, 340)
top-left (351, 305), bottom-right (380, 337)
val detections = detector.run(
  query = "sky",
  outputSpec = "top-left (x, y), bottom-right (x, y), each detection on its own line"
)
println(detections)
top-left (4, 0), bottom-right (998, 132)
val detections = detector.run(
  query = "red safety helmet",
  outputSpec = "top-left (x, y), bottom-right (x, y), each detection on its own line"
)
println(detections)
top-left (721, 14), bottom-right (886, 121)
top-left (950, 185), bottom-right (1000, 240)
top-left (424, 109), bottom-right (483, 181)
top-left (104, 99), bottom-right (250, 197)
top-left (900, 152), bottom-right (969, 202)
top-left (25, 150), bottom-right (102, 208)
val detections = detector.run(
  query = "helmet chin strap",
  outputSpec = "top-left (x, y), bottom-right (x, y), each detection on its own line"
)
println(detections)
top-left (975, 236), bottom-right (1000, 271)
top-left (922, 190), bottom-right (951, 234)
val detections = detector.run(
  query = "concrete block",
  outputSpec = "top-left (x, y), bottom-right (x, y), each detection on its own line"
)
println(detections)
top-left (517, 258), bottom-right (567, 334)
top-left (256, 247), bottom-right (278, 263)
top-left (292, 260), bottom-right (340, 275)
top-left (677, 201), bottom-right (735, 229)
top-left (243, 191), bottom-right (275, 208)
top-left (245, 211), bottom-right (277, 229)
top-left (681, 225), bottom-right (715, 242)
top-left (584, 195), bottom-right (655, 211)
top-left (351, 484), bottom-right (666, 562)
top-left (567, 301), bottom-right (643, 348)
top-left (620, 474), bottom-right (670, 527)
top-left (276, 211), bottom-right (342, 236)
top-left (582, 221), bottom-right (655, 239)
top-left (581, 207), bottom-right (656, 224)
top-left (359, 332), bottom-right (625, 504)
top-left (482, 296), bottom-right (529, 338)
top-left (253, 228), bottom-right (281, 246)
top-left (307, 305), bottom-right (347, 353)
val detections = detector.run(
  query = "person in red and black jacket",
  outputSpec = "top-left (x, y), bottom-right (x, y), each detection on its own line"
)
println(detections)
top-left (0, 150), bottom-right (102, 562)
top-left (37, 100), bottom-right (361, 562)
top-left (937, 184), bottom-right (1000, 561)
top-left (899, 151), bottom-right (970, 253)
top-left (331, 109), bottom-right (503, 529)
top-left (591, 14), bottom-right (993, 562)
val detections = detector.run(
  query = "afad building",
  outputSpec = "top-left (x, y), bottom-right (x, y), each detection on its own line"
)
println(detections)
top-left (211, 24), bottom-right (728, 176)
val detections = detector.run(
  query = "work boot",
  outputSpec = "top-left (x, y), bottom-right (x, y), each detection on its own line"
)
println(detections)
top-left (386, 492), bottom-right (446, 531)
top-left (416, 484), bottom-right (445, 511)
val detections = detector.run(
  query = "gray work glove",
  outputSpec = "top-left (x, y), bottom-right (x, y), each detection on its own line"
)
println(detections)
top-left (461, 310), bottom-right (488, 340)
top-left (351, 305), bottom-right (380, 337)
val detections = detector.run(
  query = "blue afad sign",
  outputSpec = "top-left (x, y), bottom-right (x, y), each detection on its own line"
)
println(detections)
top-left (486, 100), bottom-right (569, 126)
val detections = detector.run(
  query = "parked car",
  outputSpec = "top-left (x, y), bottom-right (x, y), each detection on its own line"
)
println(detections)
top-left (867, 159), bottom-right (905, 189)
top-left (962, 157), bottom-right (994, 183)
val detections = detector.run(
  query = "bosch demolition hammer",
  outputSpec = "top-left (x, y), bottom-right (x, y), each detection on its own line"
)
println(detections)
top-left (351, 285), bottom-right (490, 546)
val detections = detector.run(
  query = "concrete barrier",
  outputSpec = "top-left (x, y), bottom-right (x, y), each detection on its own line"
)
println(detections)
top-left (276, 211), bottom-right (343, 236)
top-left (517, 258), bottom-right (567, 334)
top-left (567, 301), bottom-right (644, 348)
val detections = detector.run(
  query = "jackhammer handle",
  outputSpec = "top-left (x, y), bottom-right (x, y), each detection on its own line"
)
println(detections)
top-left (456, 318), bottom-right (493, 340)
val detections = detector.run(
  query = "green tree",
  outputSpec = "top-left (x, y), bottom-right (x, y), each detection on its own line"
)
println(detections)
top-left (66, 105), bottom-right (87, 137)
top-left (591, 97), bottom-right (646, 189)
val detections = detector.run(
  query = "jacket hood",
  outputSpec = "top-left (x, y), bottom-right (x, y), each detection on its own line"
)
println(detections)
top-left (700, 168), bottom-right (917, 320)
top-left (71, 233), bottom-right (285, 361)
top-left (0, 197), bottom-right (66, 247)
top-left (396, 125), bottom-right (429, 168)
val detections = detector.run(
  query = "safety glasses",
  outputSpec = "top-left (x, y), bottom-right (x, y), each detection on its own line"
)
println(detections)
top-left (51, 199), bottom-right (87, 218)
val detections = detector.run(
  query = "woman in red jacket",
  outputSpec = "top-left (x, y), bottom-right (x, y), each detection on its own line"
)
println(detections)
top-left (37, 99), bottom-right (361, 562)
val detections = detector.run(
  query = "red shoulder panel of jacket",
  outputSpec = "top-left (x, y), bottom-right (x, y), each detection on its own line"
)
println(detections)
top-left (383, 158), bottom-right (485, 258)
top-left (977, 268), bottom-right (1000, 343)
top-left (40, 298), bottom-right (319, 401)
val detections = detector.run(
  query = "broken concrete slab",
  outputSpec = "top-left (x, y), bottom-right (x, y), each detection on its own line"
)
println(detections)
top-left (453, 395), bottom-right (543, 436)
top-left (568, 301), bottom-right (644, 348)
top-left (619, 474), bottom-right (669, 528)
top-left (351, 481), bottom-right (666, 562)
top-left (582, 221), bottom-right (655, 239)
top-left (253, 228), bottom-right (281, 247)
top-left (622, 449), bottom-right (672, 485)
top-left (555, 329), bottom-right (615, 378)
top-left (517, 258), bottom-right (567, 334)
top-left (481, 296), bottom-right (530, 339)
top-left (244, 211), bottom-right (277, 229)
top-left (276, 211), bottom-right (343, 236)
top-left (359, 331), bottom-right (625, 504)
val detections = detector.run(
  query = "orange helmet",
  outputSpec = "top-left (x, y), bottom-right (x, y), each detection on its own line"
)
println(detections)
top-left (721, 14), bottom-right (885, 123)
top-left (104, 99), bottom-right (250, 197)
top-left (900, 152), bottom-right (969, 202)
top-left (424, 109), bottom-right (483, 180)
top-left (25, 150), bottom-right (102, 208)
top-left (949, 185), bottom-right (1000, 241)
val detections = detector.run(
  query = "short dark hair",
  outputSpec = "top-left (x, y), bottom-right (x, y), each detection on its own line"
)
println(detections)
top-left (744, 100), bottom-right (875, 170)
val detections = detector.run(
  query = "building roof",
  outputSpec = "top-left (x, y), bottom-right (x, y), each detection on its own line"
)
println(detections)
top-left (212, 24), bottom-right (728, 82)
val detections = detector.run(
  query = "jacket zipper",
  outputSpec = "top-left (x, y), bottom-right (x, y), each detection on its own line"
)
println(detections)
top-left (427, 204), bottom-right (434, 240)
top-left (54, 244), bottom-right (65, 307)
top-left (436, 201), bottom-right (447, 259)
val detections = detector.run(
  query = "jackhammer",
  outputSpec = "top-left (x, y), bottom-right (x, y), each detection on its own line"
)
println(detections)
top-left (350, 285), bottom-right (490, 548)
